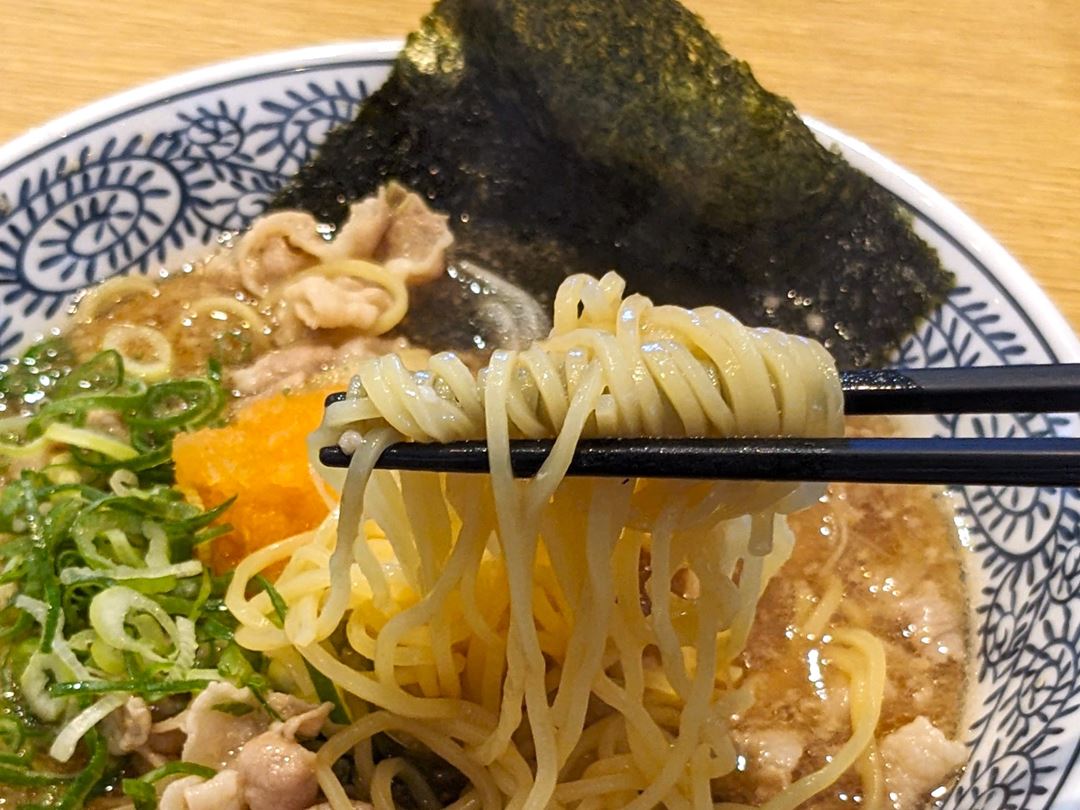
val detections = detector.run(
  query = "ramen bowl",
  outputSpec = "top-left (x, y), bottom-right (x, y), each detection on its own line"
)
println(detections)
top-left (1, 42), bottom-right (1078, 808)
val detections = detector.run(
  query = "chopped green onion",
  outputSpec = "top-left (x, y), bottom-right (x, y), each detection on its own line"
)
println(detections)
top-left (253, 576), bottom-right (349, 723)
top-left (0, 349), bottom-right (250, 804)
top-left (49, 678), bottom-right (214, 697)
top-left (187, 569), bottom-right (213, 622)
top-left (121, 777), bottom-right (157, 810)
top-left (307, 661), bottom-right (351, 725)
top-left (128, 380), bottom-right (224, 432)
top-left (217, 642), bottom-right (257, 687)
top-left (137, 760), bottom-right (217, 783)
top-left (59, 560), bottom-right (203, 585)
top-left (35, 380), bottom-right (148, 424)
top-left (51, 351), bottom-right (124, 401)
top-left (89, 586), bottom-right (178, 663)
top-left (254, 575), bottom-right (287, 629)
top-left (0, 761), bottom-right (73, 786)
top-left (0, 435), bottom-right (48, 460)
top-left (21, 337), bottom-right (76, 370)
top-left (0, 611), bottom-right (33, 642)
top-left (249, 685), bottom-right (283, 723)
top-left (20, 652), bottom-right (72, 721)
top-left (212, 701), bottom-right (256, 717)
top-left (50, 691), bottom-right (128, 762)
top-left (122, 761), bottom-right (218, 810)
top-left (200, 617), bottom-right (235, 642)
top-left (207, 358), bottom-right (224, 384)
top-left (55, 730), bottom-right (107, 810)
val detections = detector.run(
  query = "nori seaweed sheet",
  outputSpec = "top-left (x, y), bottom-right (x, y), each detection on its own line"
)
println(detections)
top-left (273, 0), bottom-right (954, 368)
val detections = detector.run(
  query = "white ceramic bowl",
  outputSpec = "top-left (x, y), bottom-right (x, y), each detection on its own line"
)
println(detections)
top-left (1, 42), bottom-right (1078, 808)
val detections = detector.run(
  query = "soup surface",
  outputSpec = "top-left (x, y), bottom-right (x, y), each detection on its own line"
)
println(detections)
top-left (728, 458), bottom-right (968, 806)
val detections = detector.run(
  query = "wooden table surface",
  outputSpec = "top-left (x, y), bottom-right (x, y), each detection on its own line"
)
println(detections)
top-left (2, 1), bottom-right (1078, 332)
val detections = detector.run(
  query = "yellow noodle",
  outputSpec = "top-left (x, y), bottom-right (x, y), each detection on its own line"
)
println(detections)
top-left (74, 274), bottom-right (157, 320)
top-left (229, 272), bottom-right (874, 808)
top-left (856, 741), bottom-right (886, 810)
top-left (758, 629), bottom-right (886, 810)
top-left (101, 324), bottom-right (173, 381)
top-left (802, 577), bottom-right (845, 639)
top-left (187, 295), bottom-right (270, 350)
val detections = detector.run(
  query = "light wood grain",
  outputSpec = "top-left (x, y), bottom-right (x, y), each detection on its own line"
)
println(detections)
top-left (2, 0), bottom-right (1078, 332)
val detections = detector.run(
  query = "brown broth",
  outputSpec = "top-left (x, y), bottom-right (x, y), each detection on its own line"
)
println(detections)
top-left (715, 421), bottom-right (969, 807)
top-left (68, 262), bottom-right (271, 377)
top-left (64, 258), bottom-right (431, 406)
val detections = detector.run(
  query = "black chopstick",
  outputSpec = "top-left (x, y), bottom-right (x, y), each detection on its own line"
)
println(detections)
top-left (324, 364), bottom-right (1080, 415)
top-left (837, 363), bottom-right (1080, 414)
top-left (320, 364), bottom-right (1080, 486)
top-left (319, 437), bottom-right (1080, 486)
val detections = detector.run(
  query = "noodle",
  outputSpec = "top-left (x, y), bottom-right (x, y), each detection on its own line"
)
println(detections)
top-left (226, 272), bottom-right (888, 808)
top-left (757, 629), bottom-right (886, 810)
top-left (73, 274), bottom-right (157, 320)
top-left (100, 323), bottom-right (173, 381)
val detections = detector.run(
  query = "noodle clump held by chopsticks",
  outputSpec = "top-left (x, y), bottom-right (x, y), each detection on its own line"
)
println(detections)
top-left (226, 272), bottom-right (886, 809)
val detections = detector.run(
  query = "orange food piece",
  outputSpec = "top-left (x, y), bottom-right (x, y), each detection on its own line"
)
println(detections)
top-left (173, 389), bottom-right (335, 572)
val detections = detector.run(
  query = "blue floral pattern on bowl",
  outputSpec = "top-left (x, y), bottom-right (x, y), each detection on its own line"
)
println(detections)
top-left (1, 45), bottom-right (1078, 808)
